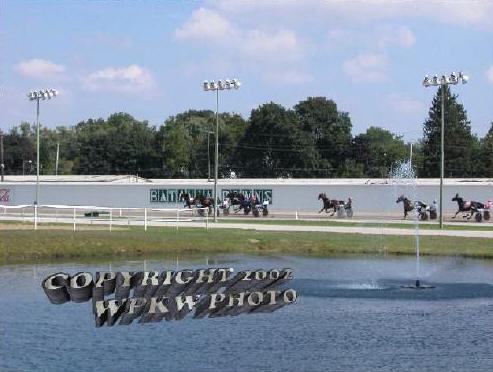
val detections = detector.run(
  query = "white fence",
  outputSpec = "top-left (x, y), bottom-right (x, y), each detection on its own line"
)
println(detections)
top-left (0, 204), bottom-right (211, 231)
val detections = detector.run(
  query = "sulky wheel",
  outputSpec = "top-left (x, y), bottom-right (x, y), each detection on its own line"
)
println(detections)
top-left (336, 207), bottom-right (344, 218)
top-left (223, 208), bottom-right (230, 216)
top-left (420, 212), bottom-right (428, 221)
top-left (253, 208), bottom-right (260, 217)
top-left (475, 212), bottom-right (483, 223)
top-left (346, 208), bottom-right (353, 218)
top-left (262, 208), bottom-right (268, 217)
top-left (198, 209), bottom-right (205, 217)
top-left (484, 211), bottom-right (490, 221)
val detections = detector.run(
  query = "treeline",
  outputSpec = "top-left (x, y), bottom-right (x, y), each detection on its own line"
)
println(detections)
top-left (2, 87), bottom-right (492, 178)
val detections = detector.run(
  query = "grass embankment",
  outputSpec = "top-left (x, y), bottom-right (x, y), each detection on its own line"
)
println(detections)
top-left (2, 224), bottom-right (493, 265)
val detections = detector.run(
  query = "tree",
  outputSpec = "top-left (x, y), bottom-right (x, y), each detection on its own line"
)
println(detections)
top-left (158, 110), bottom-right (248, 178)
top-left (75, 113), bottom-right (161, 177)
top-left (352, 127), bottom-right (408, 178)
top-left (232, 102), bottom-right (321, 178)
top-left (420, 85), bottom-right (478, 177)
top-left (294, 97), bottom-right (353, 177)
top-left (480, 122), bottom-right (493, 177)
top-left (2, 123), bottom-right (35, 175)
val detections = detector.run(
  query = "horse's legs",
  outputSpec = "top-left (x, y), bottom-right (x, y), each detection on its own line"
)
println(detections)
top-left (452, 210), bottom-right (459, 218)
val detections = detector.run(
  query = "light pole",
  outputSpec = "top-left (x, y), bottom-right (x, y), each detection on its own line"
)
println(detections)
top-left (202, 78), bottom-right (241, 222)
top-left (422, 72), bottom-right (468, 229)
top-left (0, 131), bottom-right (4, 182)
top-left (206, 130), bottom-right (213, 181)
top-left (27, 88), bottom-right (58, 229)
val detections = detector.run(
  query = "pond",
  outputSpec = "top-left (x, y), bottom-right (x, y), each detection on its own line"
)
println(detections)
top-left (2, 254), bottom-right (493, 371)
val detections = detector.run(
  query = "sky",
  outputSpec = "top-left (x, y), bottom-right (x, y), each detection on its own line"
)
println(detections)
top-left (1, 0), bottom-right (493, 140)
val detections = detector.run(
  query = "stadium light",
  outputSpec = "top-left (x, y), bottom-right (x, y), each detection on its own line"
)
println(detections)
top-left (422, 72), bottom-right (468, 229)
top-left (27, 88), bottom-right (58, 229)
top-left (202, 78), bottom-right (241, 222)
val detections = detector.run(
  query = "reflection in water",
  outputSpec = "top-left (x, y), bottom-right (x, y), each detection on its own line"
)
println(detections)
top-left (2, 254), bottom-right (493, 371)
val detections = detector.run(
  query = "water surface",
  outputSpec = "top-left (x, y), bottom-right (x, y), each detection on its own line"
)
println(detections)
top-left (1, 255), bottom-right (493, 371)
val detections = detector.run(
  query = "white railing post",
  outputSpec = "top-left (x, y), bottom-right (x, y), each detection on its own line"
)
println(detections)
top-left (144, 208), bottom-right (147, 231)
top-left (34, 204), bottom-right (38, 230)
top-left (176, 209), bottom-right (179, 231)
top-left (109, 209), bottom-right (112, 232)
top-left (73, 208), bottom-right (76, 231)
top-left (119, 208), bottom-right (122, 217)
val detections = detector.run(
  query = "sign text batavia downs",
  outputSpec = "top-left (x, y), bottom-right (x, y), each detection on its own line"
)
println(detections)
top-left (42, 268), bottom-right (296, 327)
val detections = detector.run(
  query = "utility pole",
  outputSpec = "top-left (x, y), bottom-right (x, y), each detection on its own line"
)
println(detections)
top-left (55, 142), bottom-right (59, 176)
top-left (0, 131), bottom-right (4, 182)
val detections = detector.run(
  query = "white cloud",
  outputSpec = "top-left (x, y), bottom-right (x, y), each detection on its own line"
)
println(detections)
top-left (487, 66), bottom-right (493, 84)
top-left (212, 0), bottom-right (493, 29)
top-left (387, 94), bottom-right (425, 113)
top-left (175, 7), bottom-right (304, 63)
top-left (15, 59), bottom-right (65, 79)
top-left (240, 29), bottom-right (303, 63)
top-left (174, 7), bottom-right (309, 84)
top-left (82, 65), bottom-right (156, 93)
top-left (174, 7), bottom-right (236, 43)
top-left (343, 53), bottom-right (388, 82)
top-left (377, 26), bottom-right (415, 48)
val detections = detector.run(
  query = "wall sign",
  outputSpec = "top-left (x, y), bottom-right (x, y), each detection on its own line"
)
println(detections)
top-left (150, 188), bottom-right (213, 203)
top-left (0, 189), bottom-right (10, 203)
top-left (150, 188), bottom-right (273, 204)
top-left (221, 189), bottom-right (273, 204)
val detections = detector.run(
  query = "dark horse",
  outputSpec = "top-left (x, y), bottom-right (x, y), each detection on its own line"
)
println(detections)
top-left (226, 191), bottom-right (249, 213)
top-left (396, 195), bottom-right (427, 219)
top-left (180, 193), bottom-right (215, 215)
top-left (396, 195), bottom-right (414, 219)
top-left (318, 193), bottom-right (342, 216)
top-left (451, 193), bottom-right (484, 220)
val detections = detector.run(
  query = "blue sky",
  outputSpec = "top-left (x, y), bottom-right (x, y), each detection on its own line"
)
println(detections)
top-left (1, 0), bottom-right (492, 140)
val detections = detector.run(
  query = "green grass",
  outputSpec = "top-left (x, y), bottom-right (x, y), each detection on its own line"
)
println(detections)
top-left (217, 218), bottom-right (493, 231)
top-left (2, 224), bottom-right (493, 265)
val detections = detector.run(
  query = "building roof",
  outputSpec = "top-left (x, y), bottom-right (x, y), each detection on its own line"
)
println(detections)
top-left (2, 175), bottom-right (493, 186)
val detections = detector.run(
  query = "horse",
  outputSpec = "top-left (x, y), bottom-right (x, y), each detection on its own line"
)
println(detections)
top-left (396, 195), bottom-right (413, 218)
top-left (226, 191), bottom-right (248, 213)
top-left (451, 193), bottom-right (484, 220)
top-left (318, 193), bottom-right (342, 216)
top-left (180, 193), bottom-right (198, 209)
top-left (180, 193), bottom-right (214, 215)
top-left (396, 195), bottom-right (428, 219)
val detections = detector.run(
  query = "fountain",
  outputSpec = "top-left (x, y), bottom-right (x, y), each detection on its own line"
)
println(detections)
top-left (390, 160), bottom-right (434, 289)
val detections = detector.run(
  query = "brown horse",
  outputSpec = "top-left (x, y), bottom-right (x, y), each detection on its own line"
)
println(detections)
top-left (318, 193), bottom-right (341, 216)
